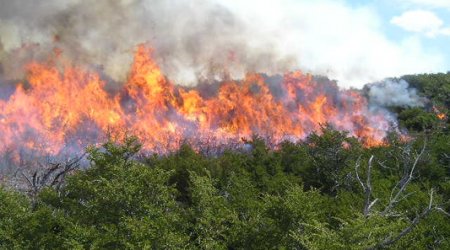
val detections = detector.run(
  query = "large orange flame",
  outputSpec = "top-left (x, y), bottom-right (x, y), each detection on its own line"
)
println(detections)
top-left (0, 45), bottom-right (392, 158)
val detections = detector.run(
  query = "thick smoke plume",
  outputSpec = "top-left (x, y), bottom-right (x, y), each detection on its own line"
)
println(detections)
top-left (0, 0), bottom-right (295, 85)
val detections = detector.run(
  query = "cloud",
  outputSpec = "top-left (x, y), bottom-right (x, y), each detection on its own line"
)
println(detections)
top-left (218, 0), bottom-right (445, 87)
top-left (391, 10), bottom-right (450, 37)
top-left (400, 0), bottom-right (450, 9)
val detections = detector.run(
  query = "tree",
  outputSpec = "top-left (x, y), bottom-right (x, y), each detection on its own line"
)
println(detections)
top-left (303, 124), bottom-right (361, 195)
top-left (40, 137), bottom-right (189, 248)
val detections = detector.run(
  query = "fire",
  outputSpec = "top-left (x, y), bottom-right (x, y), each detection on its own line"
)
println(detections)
top-left (433, 106), bottom-right (447, 121)
top-left (0, 44), bottom-right (392, 157)
top-left (437, 113), bottom-right (446, 120)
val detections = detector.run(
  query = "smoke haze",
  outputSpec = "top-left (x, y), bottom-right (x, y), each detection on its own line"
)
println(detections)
top-left (367, 79), bottom-right (424, 108)
top-left (0, 0), bottom-right (435, 164)
top-left (0, 0), bottom-right (295, 86)
top-left (0, 0), bottom-right (444, 88)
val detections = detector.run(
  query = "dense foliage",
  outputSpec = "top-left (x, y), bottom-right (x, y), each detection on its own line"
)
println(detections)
top-left (0, 73), bottom-right (449, 249)
top-left (398, 73), bottom-right (450, 132)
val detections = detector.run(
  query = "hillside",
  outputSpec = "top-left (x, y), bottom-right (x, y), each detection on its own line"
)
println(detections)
top-left (0, 73), bottom-right (449, 249)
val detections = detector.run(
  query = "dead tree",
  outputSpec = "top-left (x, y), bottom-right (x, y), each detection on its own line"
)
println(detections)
top-left (15, 153), bottom-right (85, 208)
top-left (355, 155), bottom-right (378, 217)
top-left (381, 140), bottom-right (427, 216)
top-left (370, 189), bottom-right (450, 249)
top-left (355, 140), bottom-right (450, 249)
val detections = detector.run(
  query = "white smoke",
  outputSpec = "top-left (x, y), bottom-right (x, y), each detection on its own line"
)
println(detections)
top-left (216, 0), bottom-right (444, 88)
top-left (0, 0), bottom-right (444, 88)
top-left (367, 79), bottom-right (424, 107)
top-left (0, 0), bottom-right (295, 85)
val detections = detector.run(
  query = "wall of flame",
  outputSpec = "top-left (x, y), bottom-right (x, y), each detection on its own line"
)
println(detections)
top-left (0, 45), bottom-right (393, 160)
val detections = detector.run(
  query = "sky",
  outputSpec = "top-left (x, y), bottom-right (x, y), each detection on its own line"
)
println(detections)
top-left (217, 0), bottom-right (450, 88)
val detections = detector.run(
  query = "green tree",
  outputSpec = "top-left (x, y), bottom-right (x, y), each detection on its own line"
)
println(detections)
top-left (303, 125), bottom-right (361, 195)
top-left (41, 137), bottom-right (188, 248)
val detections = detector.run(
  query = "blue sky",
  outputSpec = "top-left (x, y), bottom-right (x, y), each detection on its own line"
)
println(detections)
top-left (219, 0), bottom-right (450, 87)
top-left (353, 0), bottom-right (450, 67)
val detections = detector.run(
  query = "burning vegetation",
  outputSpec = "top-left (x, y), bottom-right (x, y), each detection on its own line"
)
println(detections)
top-left (0, 1), bottom-right (449, 249)
top-left (0, 45), bottom-right (395, 161)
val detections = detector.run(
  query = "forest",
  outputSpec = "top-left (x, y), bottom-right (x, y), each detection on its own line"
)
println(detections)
top-left (0, 73), bottom-right (449, 249)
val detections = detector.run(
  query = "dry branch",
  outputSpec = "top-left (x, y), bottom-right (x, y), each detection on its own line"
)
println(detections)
top-left (355, 155), bottom-right (378, 216)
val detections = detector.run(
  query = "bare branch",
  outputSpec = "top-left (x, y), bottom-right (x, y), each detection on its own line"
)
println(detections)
top-left (367, 198), bottom-right (379, 214)
top-left (363, 155), bottom-right (376, 216)
top-left (443, 153), bottom-right (449, 159)
top-left (373, 189), bottom-right (435, 249)
top-left (20, 172), bottom-right (33, 190)
top-left (49, 154), bottom-right (85, 190)
top-left (377, 160), bottom-right (392, 170)
top-left (436, 207), bottom-right (450, 217)
top-left (356, 155), bottom-right (378, 217)
top-left (382, 140), bottom-right (427, 215)
top-left (17, 153), bottom-right (86, 207)
top-left (355, 156), bottom-right (364, 190)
